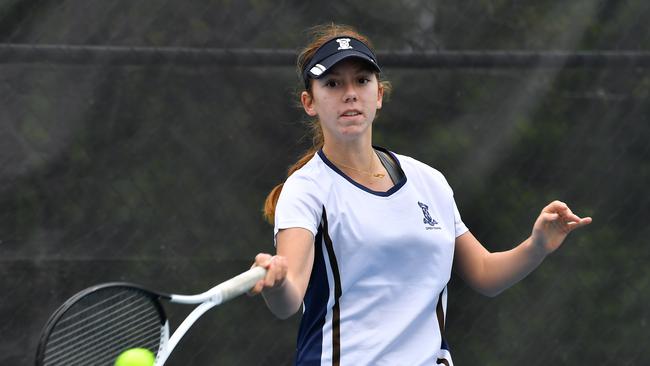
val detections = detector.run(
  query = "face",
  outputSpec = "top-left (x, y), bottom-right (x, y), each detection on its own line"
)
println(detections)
top-left (301, 58), bottom-right (384, 143)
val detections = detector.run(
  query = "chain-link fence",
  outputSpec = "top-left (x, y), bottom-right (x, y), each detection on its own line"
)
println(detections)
top-left (1, 1), bottom-right (649, 365)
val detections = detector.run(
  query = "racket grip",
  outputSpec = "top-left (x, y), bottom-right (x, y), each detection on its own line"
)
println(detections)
top-left (216, 266), bottom-right (267, 303)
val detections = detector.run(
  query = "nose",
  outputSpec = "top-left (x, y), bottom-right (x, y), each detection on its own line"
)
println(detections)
top-left (343, 83), bottom-right (358, 103)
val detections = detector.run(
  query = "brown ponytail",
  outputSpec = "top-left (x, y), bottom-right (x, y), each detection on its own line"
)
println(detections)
top-left (263, 121), bottom-right (323, 224)
top-left (262, 23), bottom-right (391, 224)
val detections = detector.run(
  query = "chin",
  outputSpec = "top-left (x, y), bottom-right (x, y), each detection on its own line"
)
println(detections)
top-left (337, 128), bottom-right (369, 140)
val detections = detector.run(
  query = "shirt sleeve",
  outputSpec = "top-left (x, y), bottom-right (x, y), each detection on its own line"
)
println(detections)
top-left (273, 172), bottom-right (323, 244)
top-left (453, 198), bottom-right (469, 238)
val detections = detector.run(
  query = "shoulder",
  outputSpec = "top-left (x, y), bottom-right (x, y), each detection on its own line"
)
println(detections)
top-left (385, 150), bottom-right (455, 198)
top-left (280, 153), bottom-right (334, 202)
top-left (284, 153), bottom-right (331, 187)
top-left (393, 152), bottom-right (449, 183)
top-left (274, 153), bottom-right (333, 236)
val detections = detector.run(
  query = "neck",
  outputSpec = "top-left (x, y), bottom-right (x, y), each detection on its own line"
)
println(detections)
top-left (322, 139), bottom-right (387, 180)
top-left (322, 126), bottom-right (375, 164)
top-left (322, 141), bottom-right (375, 170)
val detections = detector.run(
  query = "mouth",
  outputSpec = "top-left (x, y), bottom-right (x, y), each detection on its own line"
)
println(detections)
top-left (340, 110), bottom-right (363, 118)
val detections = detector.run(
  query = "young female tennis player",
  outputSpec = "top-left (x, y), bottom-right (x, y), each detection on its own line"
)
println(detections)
top-left (249, 24), bottom-right (592, 366)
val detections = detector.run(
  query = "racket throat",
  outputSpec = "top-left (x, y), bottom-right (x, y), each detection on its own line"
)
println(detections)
top-left (154, 321), bottom-right (171, 366)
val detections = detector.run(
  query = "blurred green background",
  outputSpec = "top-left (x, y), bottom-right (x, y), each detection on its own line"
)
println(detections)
top-left (1, 1), bottom-right (648, 365)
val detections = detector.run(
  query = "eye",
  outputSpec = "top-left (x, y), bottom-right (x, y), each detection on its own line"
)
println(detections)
top-left (324, 79), bottom-right (339, 88)
top-left (357, 74), bottom-right (372, 85)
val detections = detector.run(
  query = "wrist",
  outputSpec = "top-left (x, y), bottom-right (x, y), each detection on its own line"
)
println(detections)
top-left (526, 236), bottom-right (550, 260)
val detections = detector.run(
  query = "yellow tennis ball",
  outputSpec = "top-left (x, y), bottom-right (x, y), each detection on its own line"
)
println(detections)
top-left (114, 348), bottom-right (155, 366)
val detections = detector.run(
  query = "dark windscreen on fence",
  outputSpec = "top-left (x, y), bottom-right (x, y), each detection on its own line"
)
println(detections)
top-left (1, 1), bottom-right (648, 365)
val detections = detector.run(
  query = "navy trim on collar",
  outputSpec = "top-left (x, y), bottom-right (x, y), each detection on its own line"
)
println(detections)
top-left (317, 146), bottom-right (407, 197)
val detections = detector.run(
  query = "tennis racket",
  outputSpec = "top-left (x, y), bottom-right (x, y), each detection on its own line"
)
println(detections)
top-left (35, 266), bottom-right (266, 366)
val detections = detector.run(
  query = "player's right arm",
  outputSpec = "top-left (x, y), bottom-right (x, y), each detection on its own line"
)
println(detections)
top-left (250, 227), bottom-right (315, 319)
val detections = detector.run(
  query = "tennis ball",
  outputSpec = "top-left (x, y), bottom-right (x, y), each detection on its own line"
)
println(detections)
top-left (114, 348), bottom-right (155, 366)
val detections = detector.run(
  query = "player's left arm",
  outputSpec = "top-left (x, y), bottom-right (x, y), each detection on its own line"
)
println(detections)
top-left (453, 200), bottom-right (592, 297)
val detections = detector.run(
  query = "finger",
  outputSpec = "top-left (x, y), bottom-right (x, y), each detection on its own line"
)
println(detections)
top-left (255, 253), bottom-right (274, 268)
top-left (559, 205), bottom-right (585, 222)
top-left (558, 204), bottom-right (590, 223)
top-left (548, 202), bottom-right (589, 225)
top-left (274, 256), bottom-right (288, 282)
top-left (559, 205), bottom-right (574, 218)
top-left (265, 256), bottom-right (282, 286)
top-left (568, 216), bottom-right (592, 230)
top-left (265, 263), bottom-right (276, 286)
top-left (546, 200), bottom-right (568, 213)
top-left (247, 280), bottom-right (265, 296)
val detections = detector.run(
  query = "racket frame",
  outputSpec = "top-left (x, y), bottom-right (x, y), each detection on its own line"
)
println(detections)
top-left (35, 266), bottom-right (266, 366)
top-left (35, 282), bottom-right (170, 366)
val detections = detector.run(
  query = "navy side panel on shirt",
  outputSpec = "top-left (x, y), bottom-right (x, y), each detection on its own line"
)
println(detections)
top-left (295, 221), bottom-right (327, 365)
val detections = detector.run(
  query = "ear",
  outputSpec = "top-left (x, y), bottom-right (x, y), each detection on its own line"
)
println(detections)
top-left (376, 83), bottom-right (384, 110)
top-left (301, 91), bottom-right (318, 117)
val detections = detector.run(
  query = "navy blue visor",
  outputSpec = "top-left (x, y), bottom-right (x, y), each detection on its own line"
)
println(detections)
top-left (302, 37), bottom-right (381, 89)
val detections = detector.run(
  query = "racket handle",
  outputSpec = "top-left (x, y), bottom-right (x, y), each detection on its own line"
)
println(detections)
top-left (171, 266), bottom-right (267, 304)
top-left (156, 266), bottom-right (268, 366)
top-left (216, 266), bottom-right (267, 304)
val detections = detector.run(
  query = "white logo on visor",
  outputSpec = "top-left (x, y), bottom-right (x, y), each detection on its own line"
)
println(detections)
top-left (336, 38), bottom-right (353, 50)
top-left (309, 64), bottom-right (327, 76)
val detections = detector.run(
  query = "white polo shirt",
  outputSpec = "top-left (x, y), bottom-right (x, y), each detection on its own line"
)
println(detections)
top-left (274, 148), bottom-right (468, 366)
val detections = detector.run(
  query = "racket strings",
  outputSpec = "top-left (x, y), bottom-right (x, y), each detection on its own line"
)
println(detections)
top-left (49, 290), bottom-right (132, 332)
top-left (49, 291), bottom-right (149, 340)
top-left (42, 287), bottom-right (164, 366)
top-left (61, 327), bottom-right (162, 366)
top-left (52, 327), bottom-right (161, 366)
top-left (45, 308), bottom-right (160, 365)
top-left (47, 293), bottom-right (155, 351)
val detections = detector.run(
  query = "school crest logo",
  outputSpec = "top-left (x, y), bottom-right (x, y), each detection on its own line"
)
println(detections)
top-left (336, 38), bottom-right (353, 50)
top-left (418, 201), bottom-right (440, 229)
